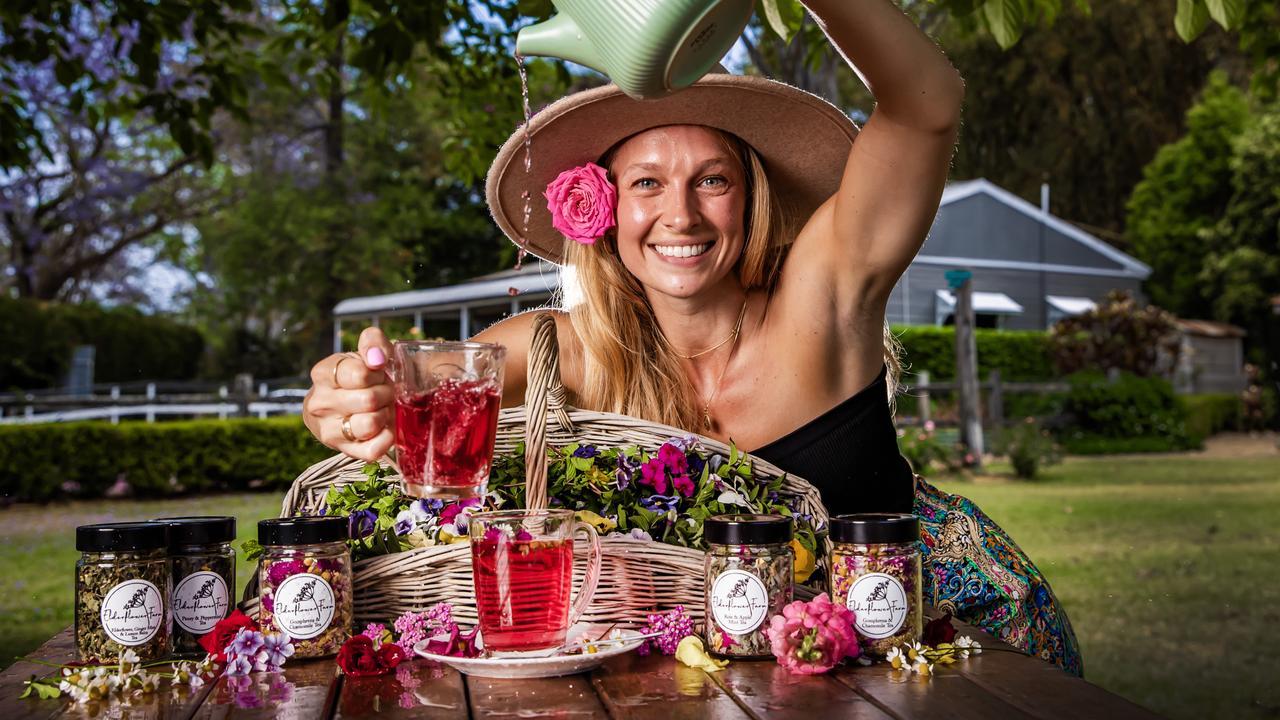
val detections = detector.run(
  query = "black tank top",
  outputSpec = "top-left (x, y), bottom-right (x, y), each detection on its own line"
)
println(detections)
top-left (751, 366), bottom-right (914, 516)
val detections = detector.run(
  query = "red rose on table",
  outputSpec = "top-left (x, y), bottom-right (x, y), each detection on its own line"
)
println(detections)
top-left (922, 612), bottom-right (958, 647)
top-left (337, 635), bottom-right (402, 676)
top-left (199, 609), bottom-right (260, 662)
top-left (376, 643), bottom-right (406, 670)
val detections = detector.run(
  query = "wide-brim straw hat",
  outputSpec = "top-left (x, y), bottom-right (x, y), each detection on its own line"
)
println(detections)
top-left (486, 73), bottom-right (858, 265)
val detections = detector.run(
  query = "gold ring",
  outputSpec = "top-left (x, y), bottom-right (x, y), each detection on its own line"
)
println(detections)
top-left (331, 354), bottom-right (351, 388)
top-left (340, 415), bottom-right (358, 443)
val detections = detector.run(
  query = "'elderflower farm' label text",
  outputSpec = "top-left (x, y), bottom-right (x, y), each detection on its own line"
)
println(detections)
top-left (100, 579), bottom-right (164, 646)
top-left (710, 570), bottom-right (770, 634)
top-left (173, 571), bottom-right (230, 634)
top-left (847, 572), bottom-right (909, 639)
top-left (273, 574), bottom-right (336, 639)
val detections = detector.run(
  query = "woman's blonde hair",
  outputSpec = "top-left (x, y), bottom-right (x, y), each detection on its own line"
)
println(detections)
top-left (563, 126), bottom-right (900, 430)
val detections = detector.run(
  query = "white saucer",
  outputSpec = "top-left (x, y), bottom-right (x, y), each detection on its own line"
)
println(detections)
top-left (412, 626), bottom-right (646, 679)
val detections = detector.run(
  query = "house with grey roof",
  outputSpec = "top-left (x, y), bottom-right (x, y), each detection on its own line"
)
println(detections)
top-left (331, 178), bottom-right (1151, 348)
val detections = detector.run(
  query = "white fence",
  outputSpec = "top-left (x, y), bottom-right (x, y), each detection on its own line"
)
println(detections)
top-left (0, 377), bottom-right (309, 425)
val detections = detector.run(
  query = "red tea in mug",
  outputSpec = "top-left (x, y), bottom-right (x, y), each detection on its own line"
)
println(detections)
top-left (471, 536), bottom-right (574, 652)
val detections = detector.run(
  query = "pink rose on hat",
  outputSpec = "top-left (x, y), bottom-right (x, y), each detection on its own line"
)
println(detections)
top-left (544, 162), bottom-right (617, 245)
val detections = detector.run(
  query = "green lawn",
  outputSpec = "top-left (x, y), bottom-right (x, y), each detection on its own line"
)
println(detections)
top-left (1, 449), bottom-right (1277, 720)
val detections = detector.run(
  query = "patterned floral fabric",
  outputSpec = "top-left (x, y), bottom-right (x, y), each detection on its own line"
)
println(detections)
top-left (914, 477), bottom-right (1084, 676)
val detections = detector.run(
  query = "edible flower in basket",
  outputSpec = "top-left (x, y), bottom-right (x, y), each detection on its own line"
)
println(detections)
top-left (250, 435), bottom-right (826, 584)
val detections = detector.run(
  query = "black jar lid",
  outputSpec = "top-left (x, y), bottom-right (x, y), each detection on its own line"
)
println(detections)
top-left (705, 514), bottom-right (792, 546)
top-left (830, 513), bottom-right (919, 545)
top-left (76, 522), bottom-right (169, 552)
top-left (259, 517), bottom-right (348, 546)
top-left (154, 516), bottom-right (237, 548)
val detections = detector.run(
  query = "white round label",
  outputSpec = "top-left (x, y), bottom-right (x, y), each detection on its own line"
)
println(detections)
top-left (272, 574), bottom-right (336, 640)
top-left (709, 570), bottom-right (770, 634)
top-left (846, 572), bottom-right (909, 639)
top-left (173, 571), bottom-right (230, 634)
top-left (100, 579), bottom-right (164, 646)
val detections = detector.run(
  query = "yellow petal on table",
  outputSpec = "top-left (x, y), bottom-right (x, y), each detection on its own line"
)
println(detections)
top-left (675, 636), bottom-right (729, 672)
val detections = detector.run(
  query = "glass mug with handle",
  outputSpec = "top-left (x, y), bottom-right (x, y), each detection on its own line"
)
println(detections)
top-left (468, 509), bottom-right (603, 656)
top-left (387, 341), bottom-right (505, 500)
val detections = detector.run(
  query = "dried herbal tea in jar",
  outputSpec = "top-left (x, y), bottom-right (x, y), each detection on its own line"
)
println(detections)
top-left (75, 522), bottom-right (171, 662)
top-left (703, 514), bottom-right (793, 658)
top-left (258, 517), bottom-right (353, 658)
top-left (829, 513), bottom-right (922, 655)
top-left (156, 516), bottom-right (236, 658)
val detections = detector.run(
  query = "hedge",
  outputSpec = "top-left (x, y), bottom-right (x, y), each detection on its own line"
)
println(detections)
top-left (893, 326), bottom-right (1053, 381)
top-left (0, 298), bottom-right (205, 390)
top-left (1059, 371), bottom-right (1198, 452)
top-left (1181, 394), bottom-right (1242, 440)
top-left (0, 418), bottom-right (332, 502)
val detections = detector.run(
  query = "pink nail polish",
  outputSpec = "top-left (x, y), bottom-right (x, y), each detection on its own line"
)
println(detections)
top-left (366, 347), bottom-right (386, 366)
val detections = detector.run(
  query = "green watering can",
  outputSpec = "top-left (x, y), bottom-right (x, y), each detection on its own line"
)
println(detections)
top-left (516, 0), bottom-right (755, 99)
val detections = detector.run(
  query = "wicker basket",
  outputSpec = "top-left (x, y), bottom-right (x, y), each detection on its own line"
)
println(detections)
top-left (245, 313), bottom-right (830, 628)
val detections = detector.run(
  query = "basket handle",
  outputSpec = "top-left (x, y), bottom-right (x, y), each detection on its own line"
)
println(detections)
top-left (523, 313), bottom-right (575, 509)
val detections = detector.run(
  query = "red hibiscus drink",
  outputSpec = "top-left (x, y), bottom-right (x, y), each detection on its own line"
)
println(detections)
top-left (390, 341), bottom-right (505, 500)
top-left (468, 510), bottom-right (602, 656)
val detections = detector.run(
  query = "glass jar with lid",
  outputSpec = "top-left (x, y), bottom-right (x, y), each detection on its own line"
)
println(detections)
top-left (155, 516), bottom-right (236, 657)
top-left (703, 514), bottom-right (793, 658)
top-left (258, 517), bottom-right (353, 658)
top-left (75, 522), bottom-right (171, 662)
top-left (829, 513), bottom-right (922, 655)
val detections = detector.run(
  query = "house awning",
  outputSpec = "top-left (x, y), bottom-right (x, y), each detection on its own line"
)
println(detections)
top-left (934, 290), bottom-right (1024, 315)
top-left (1046, 295), bottom-right (1097, 317)
top-left (332, 261), bottom-right (560, 318)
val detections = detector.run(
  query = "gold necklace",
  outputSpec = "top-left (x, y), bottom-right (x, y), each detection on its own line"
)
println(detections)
top-left (670, 299), bottom-right (749, 360)
top-left (696, 300), bottom-right (748, 431)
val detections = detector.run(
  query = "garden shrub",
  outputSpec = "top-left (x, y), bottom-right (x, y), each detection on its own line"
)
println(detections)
top-left (1181, 394), bottom-right (1242, 440)
top-left (0, 298), bottom-right (204, 390)
top-left (990, 417), bottom-right (1061, 479)
top-left (1058, 371), bottom-right (1197, 452)
top-left (893, 326), bottom-right (1053, 381)
top-left (0, 418), bottom-right (331, 502)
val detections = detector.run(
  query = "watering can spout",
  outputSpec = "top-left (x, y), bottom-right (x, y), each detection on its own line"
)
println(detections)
top-left (516, 14), bottom-right (605, 76)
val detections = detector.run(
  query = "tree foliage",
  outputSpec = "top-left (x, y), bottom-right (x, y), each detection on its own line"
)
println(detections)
top-left (1126, 73), bottom-right (1251, 318)
top-left (1049, 291), bottom-right (1182, 377)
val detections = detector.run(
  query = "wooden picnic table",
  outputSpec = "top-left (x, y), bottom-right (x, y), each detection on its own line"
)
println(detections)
top-left (3, 614), bottom-right (1162, 720)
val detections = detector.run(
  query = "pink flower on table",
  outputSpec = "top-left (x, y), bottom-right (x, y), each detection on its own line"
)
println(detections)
top-left (766, 593), bottom-right (860, 675)
top-left (544, 162), bottom-right (617, 245)
top-left (639, 458), bottom-right (669, 495)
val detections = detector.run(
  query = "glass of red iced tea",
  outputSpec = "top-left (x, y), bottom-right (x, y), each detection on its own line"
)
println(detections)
top-left (389, 341), bottom-right (505, 500)
top-left (468, 509), bottom-right (602, 656)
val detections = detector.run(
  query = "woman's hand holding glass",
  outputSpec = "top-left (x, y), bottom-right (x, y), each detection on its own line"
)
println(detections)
top-left (303, 327), bottom-right (395, 462)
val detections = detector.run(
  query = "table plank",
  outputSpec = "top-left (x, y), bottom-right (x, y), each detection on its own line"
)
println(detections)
top-left (4, 628), bottom-right (78, 720)
top-left (834, 665), bottom-right (1036, 720)
top-left (194, 657), bottom-right (340, 720)
top-left (592, 652), bottom-right (749, 719)
top-left (711, 659), bottom-right (893, 719)
top-left (468, 673), bottom-right (609, 718)
top-left (333, 660), bottom-right (468, 719)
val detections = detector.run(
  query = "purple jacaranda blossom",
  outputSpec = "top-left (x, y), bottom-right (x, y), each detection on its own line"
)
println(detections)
top-left (640, 494), bottom-right (680, 513)
top-left (349, 509), bottom-right (377, 539)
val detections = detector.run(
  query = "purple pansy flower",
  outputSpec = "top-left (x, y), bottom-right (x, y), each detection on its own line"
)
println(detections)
top-left (640, 494), bottom-right (680, 513)
top-left (349, 509), bottom-right (377, 539)
top-left (393, 509), bottom-right (415, 536)
top-left (573, 445), bottom-right (599, 459)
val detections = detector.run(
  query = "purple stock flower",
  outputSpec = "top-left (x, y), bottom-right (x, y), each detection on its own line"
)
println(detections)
top-left (229, 629), bottom-right (264, 658)
top-left (349, 509), bottom-right (377, 539)
top-left (262, 633), bottom-right (294, 668)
